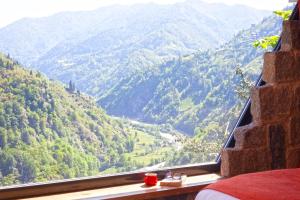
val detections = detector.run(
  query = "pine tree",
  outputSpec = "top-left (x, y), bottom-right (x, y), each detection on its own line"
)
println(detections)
top-left (68, 80), bottom-right (76, 93)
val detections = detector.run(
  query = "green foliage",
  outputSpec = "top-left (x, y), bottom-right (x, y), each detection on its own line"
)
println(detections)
top-left (99, 13), bottom-right (282, 137)
top-left (0, 5), bottom-right (286, 186)
top-left (253, 35), bottom-right (279, 49)
top-left (235, 67), bottom-right (253, 100)
top-left (273, 10), bottom-right (292, 20)
top-left (0, 54), bottom-right (178, 186)
top-left (253, 9), bottom-right (291, 49)
top-left (97, 12), bottom-right (283, 167)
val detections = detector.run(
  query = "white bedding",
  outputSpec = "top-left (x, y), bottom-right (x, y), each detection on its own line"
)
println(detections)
top-left (195, 189), bottom-right (239, 200)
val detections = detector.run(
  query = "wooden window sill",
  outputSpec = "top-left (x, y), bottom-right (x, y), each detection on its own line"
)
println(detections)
top-left (23, 173), bottom-right (221, 200)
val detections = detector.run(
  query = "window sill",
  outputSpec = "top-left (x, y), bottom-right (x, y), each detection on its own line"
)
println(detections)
top-left (23, 173), bottom-right (221, 200)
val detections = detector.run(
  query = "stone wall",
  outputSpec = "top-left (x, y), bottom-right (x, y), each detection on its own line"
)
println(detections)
top-left (221, 20), bottom-right (300, 177)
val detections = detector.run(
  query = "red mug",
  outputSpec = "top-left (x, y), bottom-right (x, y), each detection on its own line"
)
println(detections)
top-left (144, 173), bottom-right (158, 186)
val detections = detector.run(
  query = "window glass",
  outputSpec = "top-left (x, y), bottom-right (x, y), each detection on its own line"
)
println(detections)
top-left (0, 0), bottom-right (291, 186)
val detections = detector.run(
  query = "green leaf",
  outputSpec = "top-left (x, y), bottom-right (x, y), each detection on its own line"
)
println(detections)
top-left (253, 35), bottom-right (280, 49)
top-left (273, 10), bottom-right (292, 20)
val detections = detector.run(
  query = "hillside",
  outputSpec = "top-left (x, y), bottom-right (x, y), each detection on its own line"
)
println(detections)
top-left (0, 1), bottom-right (287, 185)
top-left (0, 1), bottom-right (269, 97)
top-left (98, 13), bottom-right (283, 141)
top-left (0, 54), bottom-right (183, 186)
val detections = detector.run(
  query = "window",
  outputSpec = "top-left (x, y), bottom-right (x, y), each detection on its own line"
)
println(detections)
top-left (0, 0), bottom-right (292, 193)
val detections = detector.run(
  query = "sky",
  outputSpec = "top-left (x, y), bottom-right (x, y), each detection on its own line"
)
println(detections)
top-left (0, 0), bottom-right (292, 28)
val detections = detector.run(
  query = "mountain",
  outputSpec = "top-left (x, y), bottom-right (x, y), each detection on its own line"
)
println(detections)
top-left (0, 53), bottom-right (183, 186)
top-left (0, 2), bottom-right (285, 183)
top-left (0, 1), bottom-right (269, 98)
top-left (98, 14), bottom-right (283, 138)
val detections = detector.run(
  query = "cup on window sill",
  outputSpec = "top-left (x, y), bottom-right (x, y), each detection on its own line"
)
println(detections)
top-left (144, 173), bottom-right (158, 186)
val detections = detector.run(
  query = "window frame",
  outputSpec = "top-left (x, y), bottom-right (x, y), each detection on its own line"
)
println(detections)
top-left (0, 162), bottom-right (219, 199)
top-left (1, 3), bottom-right (298, 200)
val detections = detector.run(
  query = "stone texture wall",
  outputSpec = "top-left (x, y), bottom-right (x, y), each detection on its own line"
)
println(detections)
top-left (221, 20), bottom-right (300, 177)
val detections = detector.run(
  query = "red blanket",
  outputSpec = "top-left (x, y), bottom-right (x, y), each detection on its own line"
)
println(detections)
top-left (206, 168), bottom-right (300, 200)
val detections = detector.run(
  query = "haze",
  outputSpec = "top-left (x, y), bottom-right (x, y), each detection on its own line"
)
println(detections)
top-left (0, 0), bottom-right (291, 28)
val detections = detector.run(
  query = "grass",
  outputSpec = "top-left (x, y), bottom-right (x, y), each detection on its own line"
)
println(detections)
top-left (124, 130), bottom-right (175, 167)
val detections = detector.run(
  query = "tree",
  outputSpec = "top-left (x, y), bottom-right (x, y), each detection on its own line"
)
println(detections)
top-left (235, 66), bottom-right (252, 100)
top-left (21, 131), bottom-right (31, 145)
top-left (125, 137), bottom-right (135, 152)
top-left (67, 80), bottom-right (76, 93)
top-left (0, 115), bottom-right (6, 127)
top-left (28, 113), bottom-right (39, 129)
top-left (0, 152), bottom-right (16, 176)
top-left (0, 129), bottom-right (7, 148)
top-left (19, 154), bottom-right (37, 183)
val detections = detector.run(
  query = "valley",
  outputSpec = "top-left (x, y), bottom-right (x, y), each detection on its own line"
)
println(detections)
top-left (0, 0), bottom-right (285, 186)
top-left (0, 54), bottom-right (182, 185)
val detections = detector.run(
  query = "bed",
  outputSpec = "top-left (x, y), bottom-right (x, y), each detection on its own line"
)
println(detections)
top-left (195, 168), bottom-right (300, 200)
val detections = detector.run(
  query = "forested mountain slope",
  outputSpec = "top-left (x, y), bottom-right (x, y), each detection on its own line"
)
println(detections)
top-left (0, 1), bottom-right (269, 97)
top-left (0, 54), bottom-right (180, 186)
top-left (99, 14), bottom-right (282, 138)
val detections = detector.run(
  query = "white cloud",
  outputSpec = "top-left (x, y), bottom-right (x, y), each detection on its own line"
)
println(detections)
top-left (0, 0), bottom-right (292, 28)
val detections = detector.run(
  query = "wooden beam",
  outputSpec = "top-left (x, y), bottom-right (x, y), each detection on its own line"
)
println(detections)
top-left (23, 174), bottom-right (221, 200)
top-left (0, 163), bottom-right (219, 200)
